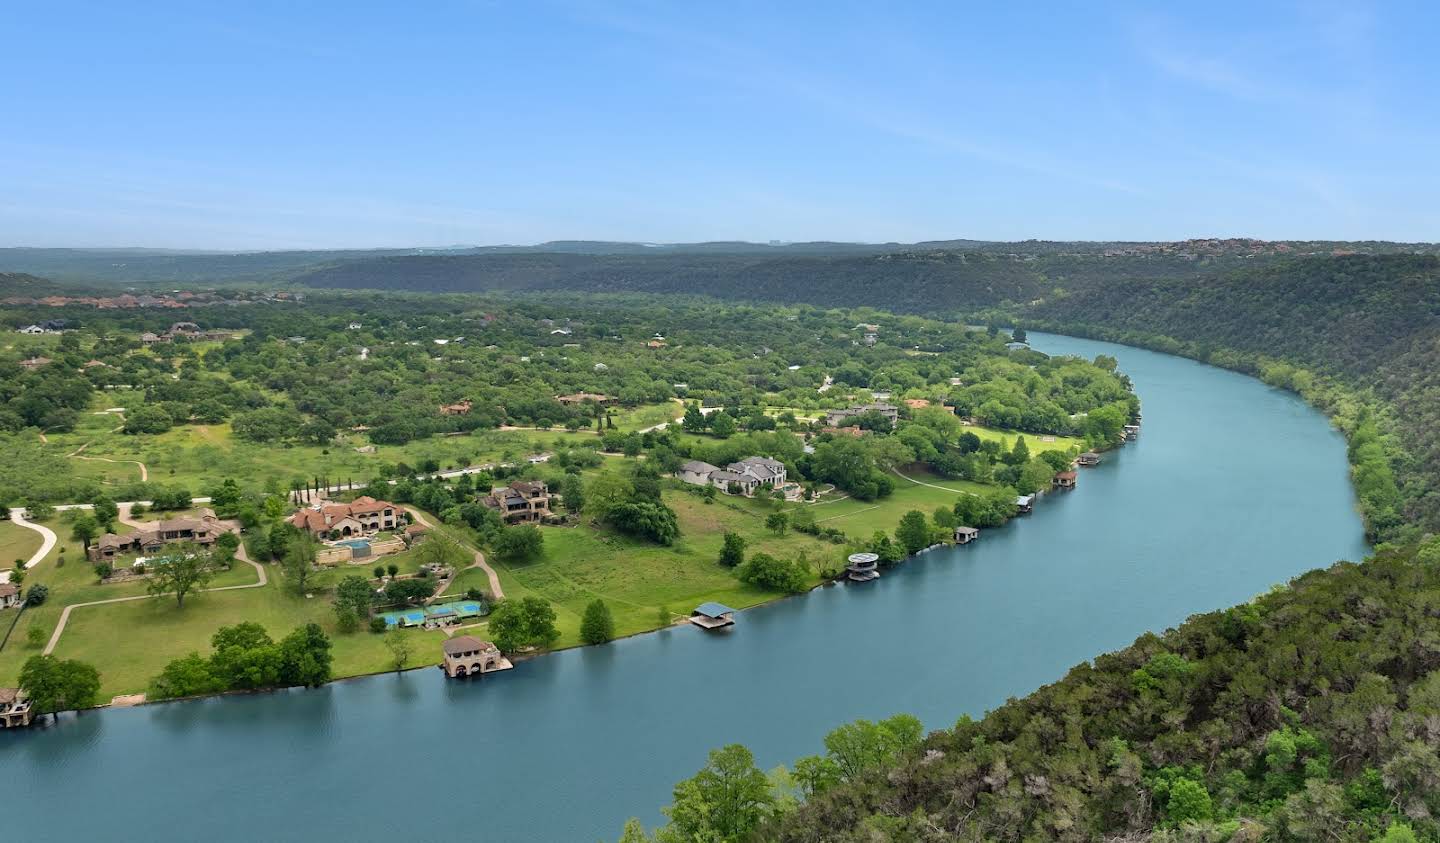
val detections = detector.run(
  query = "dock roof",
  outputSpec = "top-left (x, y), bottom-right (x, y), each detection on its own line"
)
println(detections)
top-left (693, 602), bottom-right (736, 618)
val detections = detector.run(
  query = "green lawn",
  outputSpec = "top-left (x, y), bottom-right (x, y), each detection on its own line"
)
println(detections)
top-left (482, 491), bottom-right (836, 646)
top-left (803, 471), bottom-right (989, 537)
top-left (0, 520), bottom-right (44, 570)
top-left (966, 424), bottom-right (1083, 453)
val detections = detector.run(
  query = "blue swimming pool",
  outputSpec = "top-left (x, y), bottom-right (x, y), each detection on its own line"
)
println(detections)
top-left (335, 539), bottom-right (370, 550)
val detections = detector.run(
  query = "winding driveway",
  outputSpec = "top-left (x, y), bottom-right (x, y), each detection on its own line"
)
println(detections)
top-left (405, 506), bottom-right (505, 600)
top-left (8, 508), bottom-right (57, 571)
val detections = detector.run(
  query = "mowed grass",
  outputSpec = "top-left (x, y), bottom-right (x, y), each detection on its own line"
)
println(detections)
top-left (803, 470), bottom-right (990, 537)
top-left (0, 520), bottom-right (44, 569)
top-left (485, 491), bottom-right (839, 645)
top-left (48, 582), bottom-right (451, 698)
top-left (966, 424), bottom-right (1084, 453)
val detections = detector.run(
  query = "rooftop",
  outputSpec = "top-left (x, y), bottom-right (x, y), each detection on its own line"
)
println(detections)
top-left (693, 602), bottom-right (736, 618)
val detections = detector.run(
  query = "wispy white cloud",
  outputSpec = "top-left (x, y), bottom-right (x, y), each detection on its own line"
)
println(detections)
top-left (569, 3), bottom-right (1146, 196)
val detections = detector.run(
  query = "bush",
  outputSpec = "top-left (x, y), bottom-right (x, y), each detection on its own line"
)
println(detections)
top-left (25, 584), bottom-right (49, 606)
top-left (736, 553), bottom-right (809, 593)
top-left (93, 562), bottom-right (113, 581)
top-left (368, 616), bottom-right (387, 634)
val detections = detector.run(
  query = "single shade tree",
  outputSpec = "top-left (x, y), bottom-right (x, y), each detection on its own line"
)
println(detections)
top-left (580, 599), bottom-right (615, 644)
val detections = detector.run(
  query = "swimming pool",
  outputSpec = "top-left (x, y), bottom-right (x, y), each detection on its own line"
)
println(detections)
top-left (335, 539), bottom-right (370, 550)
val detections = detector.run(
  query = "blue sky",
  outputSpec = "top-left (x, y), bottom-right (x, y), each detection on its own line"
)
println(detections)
top-left (3, 1), bottom-right (1437, 248)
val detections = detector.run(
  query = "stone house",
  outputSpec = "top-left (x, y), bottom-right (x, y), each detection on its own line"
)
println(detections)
top-left (482, 480), bottom-right (552, 524)
top-left (88, 510), bottom-right (237, 563)
top-left (441, 635), bottom-right (510, 677)
top-left (0, 583), bottom-right (21, 609)
top-left (0, 688), bottom-right (32, 728)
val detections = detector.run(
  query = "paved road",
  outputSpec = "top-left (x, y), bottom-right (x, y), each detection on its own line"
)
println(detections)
top-left (8, 508), bottom-right (57, 571)
top-left (405, 506), bottom-right (505, 600)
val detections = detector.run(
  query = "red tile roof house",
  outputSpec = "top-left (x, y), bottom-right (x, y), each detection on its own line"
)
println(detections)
top-left (289, 496), bottom-right (401, 537)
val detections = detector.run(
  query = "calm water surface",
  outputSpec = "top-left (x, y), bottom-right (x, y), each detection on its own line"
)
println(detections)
top-left (0, 333), bottom-right (1369, 841)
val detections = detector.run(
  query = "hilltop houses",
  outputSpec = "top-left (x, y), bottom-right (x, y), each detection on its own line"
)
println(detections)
top-left (288, 496), bottom-right (401, 538)
top-left (677, 456), bottom-right (787, 496)
top-left (87, 509), bottom-right (239, 563)
top-left (481, 480), bottom-right (552, 524)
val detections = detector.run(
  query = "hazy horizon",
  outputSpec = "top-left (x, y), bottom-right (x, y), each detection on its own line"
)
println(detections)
top-left (5, 1), bottom-right (1439, 249)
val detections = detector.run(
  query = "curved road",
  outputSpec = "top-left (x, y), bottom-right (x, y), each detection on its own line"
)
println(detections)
top-left (8, 508), bottom-right (57, 571)
top-left (404, 506), bottom-right (505, 600)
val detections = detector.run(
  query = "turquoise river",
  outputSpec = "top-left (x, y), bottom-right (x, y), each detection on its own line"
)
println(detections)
top-left (0, 333), bottom-right (1371, 840)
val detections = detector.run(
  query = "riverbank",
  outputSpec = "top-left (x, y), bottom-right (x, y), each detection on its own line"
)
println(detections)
top-left (1022, 318), bottom-right (1404, 542)
top-left (1, 461), bottom-right (1059, 703)
top-left (0, 332), bottom-right (1370, 842)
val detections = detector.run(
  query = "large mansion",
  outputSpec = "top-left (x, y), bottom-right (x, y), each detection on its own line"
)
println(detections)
top-left (88, 509), bottom-right (239, 563)
top-left (289, 496), bottom-right (402, 537)
top-left (678, 456), bottom-right (787, 496)
top-left (481, 480), bottom-right (552, 524)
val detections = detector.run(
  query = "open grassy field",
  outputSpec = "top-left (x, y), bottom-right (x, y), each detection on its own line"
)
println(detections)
top-left (801, 470), bottom-right (990, 537)
top-left (0, 520), bottom-right (44, 569)
top-left (965, 424), bottom-right (1084, 453)
top-left (483, 491), bottom-right (838, 644)
top-left (38, 399), bottom-right (683, 496)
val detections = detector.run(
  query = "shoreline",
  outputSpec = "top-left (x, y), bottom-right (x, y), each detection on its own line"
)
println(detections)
top-left (13, 476), bottom-right (1087, 717)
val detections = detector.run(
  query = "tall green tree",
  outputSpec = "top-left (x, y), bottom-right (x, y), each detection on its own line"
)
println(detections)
top-left (70, 513), bottom-right (100, 549)
top-left (145, 541), bottom-right (215, 608)
top-left (662, 744), bottom-right (775, 843)
top-left (894, 510), bottom-right (931, 555)
top-left (580, 599), bottom-right (615, 644)
top-left (281, 533), bottom-right (318, 595)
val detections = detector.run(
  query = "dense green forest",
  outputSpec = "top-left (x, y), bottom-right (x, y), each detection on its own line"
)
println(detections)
top-left (1021, 254), bottom-right (1439, 544)
top-left (229, 247), bottom-right (1436, 545)
top-left (0, 293), bottom-right (1130, 509)
top-left (628, 541), bottom-right (1440, 842)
